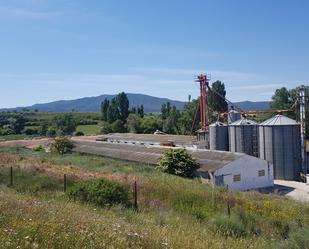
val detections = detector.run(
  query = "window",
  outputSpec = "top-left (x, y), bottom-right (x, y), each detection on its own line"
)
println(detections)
top-left (258, 170), bottom-right (265, 177)
top-left (233, 174), bottom-right (241, 182)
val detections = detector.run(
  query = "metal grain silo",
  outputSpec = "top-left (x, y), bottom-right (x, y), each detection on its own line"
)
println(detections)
top-left (209, 122), bottom-right (228, 151)
top-left (259, 115), bottom-right (301, 180)
top-left (229, 118), bottom-right (258, 156)
top-left (228, 110), bottom-right (241, 124)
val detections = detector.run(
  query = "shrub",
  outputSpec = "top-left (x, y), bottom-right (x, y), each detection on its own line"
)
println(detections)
top-left (67, 179), bottom-right (130, 207)
top-left (101, 121), bottom-right (113, 134)
top-left (213, 215), bottom-right (247, 238)
top-left (24, 128), bottom-right (38, 135)
top-left (74, 131), bottom-right (84, 136)
top-left (281, 226), bottom-right (309, 249)
top-left (50, 137), bottom-right (74, 155)
top-left (33, 145), bottom-right (44, 152)
top-left (157, 149), bottom-right (199, 178)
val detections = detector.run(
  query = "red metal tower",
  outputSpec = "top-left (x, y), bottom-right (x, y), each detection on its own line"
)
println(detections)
top-left (195, 74), bottom-right (209, 130)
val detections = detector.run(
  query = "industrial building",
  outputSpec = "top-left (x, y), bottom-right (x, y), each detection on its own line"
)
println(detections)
top-left (73, 135), bottom-right (274, 191)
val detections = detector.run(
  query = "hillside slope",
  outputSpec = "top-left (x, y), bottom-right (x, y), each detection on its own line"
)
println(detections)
top-left (0, 93), bottom-right (270, 113)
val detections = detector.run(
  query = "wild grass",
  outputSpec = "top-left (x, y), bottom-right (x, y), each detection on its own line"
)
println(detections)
top-left (76, 124), bottom-right (101, 135)
top-left (0, 148), bottom-right (308, 248)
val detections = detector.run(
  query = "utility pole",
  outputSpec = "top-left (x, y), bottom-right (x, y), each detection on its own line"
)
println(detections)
top-left (299, 85), bottom-right (307, 175)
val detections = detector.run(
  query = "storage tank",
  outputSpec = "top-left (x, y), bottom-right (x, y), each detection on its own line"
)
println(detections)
top-left (229, 118), bottom-right (258, 156)
top-left (259, 114), bottom-right (301, 180)
top-left (228, 110), bottom-right (241, 124)
top-left (209, 122), bottom-right (228, 151)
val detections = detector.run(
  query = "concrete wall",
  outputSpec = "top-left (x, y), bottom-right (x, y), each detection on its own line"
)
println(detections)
top-left (213, 155), bottom-right (274, 191)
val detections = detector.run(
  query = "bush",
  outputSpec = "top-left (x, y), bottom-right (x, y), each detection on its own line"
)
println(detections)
top-left (213, 215), bottom-right (247, 238)
top-left (157, 149), bottom-right (199, 178)
top-left (101, 120), bottom-right (127, 134)
top-left (74, 131), bottom-right (85, 136)
top-left (281, 226), bottom-right (309, 249)
top-left (46, 127), bottom-right (57, 137)
top-left (50, 137), bottom-right (74, 155)
top-left (67, 179), bottom-right (130, 207)
top-left (33, 145), bottom-right (44, 152)
top-left (24, 128), bottom-right (38, 135)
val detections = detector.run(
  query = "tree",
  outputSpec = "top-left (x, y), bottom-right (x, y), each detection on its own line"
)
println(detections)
top-left (271, 86), bottom-right (309, 135)
top-left (50, 113), bottom-right (77, 135)
top-left (157, 149), bottom-right (199, 178)
top-left (271, 87), bottom-right (294, 110)
top-left (117, 92), bottom-right (129, 122)
top-left (179, 99), bottom-right (200, 135)
top-left (161, 102), bottom-right (171, 120)
top-left (130, 107), bottom-right (137, 114)
top-left (137, 105), bottom-right (144, 118)
top-left (111, 120), bottom-right (127, 133)
top-left (127, 114), bottom-right (142, 133)
top-left (163, 105), bottom-right (180, 134)
top-left (208, 80), bottom-right (228, 116)
top-left (140, 115), bottom-right (160, 134)
top-left (107, 98), bottom-right (120, 123)
top-left (101, 99), bottom-right (110, 121)
top-left (7, 114), bottom-right (26, 134)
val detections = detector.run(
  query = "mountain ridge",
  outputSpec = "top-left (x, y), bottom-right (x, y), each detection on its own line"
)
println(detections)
top-left (0, 93), bottom-right (270, 113)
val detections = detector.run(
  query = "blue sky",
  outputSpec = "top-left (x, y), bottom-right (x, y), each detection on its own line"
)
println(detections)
top-left (0, 0), bottom-right (309, 108)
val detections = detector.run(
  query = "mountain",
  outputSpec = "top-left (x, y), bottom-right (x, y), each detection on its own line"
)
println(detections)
top-left (232, 101), bottom-right (270, 111)
top-left (0, 93), bottom-right (186, 113)
top-left (0, 93), bottom-right (271, 113)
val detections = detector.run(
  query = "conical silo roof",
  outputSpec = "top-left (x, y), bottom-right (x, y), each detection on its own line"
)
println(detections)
top-left (260, 114), bottom-right (298, 126)
top-left (229, 118), bottom-right (257, 126)
top-left (209, 121), bottom-right (226, 127)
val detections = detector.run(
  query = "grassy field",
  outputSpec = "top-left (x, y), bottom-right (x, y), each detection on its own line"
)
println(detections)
top-left (0, 147), bottom-right (308, 248)
top-left (76, 124), bottom-right (101, 135)
top-left (0, 134), bottom-right (36, 141)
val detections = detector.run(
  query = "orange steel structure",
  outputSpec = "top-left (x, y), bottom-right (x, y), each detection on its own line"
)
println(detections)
top-left (195, 74), bottom-right (210, 130)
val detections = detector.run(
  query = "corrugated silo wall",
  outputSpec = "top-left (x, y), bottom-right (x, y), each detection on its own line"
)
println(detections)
top-left (259, 125), bottom-right (301, 180)
top-left (229, 125), bottom-right (258, 156)
top-left (209, 125), bottom-right (228, 151)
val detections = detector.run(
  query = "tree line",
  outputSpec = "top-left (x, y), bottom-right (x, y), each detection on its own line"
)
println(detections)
top-left (99, 81), bottom-right (228, 135)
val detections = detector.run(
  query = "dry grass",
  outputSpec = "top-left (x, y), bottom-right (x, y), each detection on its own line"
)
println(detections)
top-left (0, 148), bottom-right (309, 248)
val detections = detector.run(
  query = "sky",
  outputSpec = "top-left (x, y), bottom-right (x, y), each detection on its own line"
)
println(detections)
top-left (0, 0), bottom-right (309, 108)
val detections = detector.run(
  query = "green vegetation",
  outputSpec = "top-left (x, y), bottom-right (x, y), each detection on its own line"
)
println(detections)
top-left (50, 137), bottom-right (74, 155)
top-left (157, 148), bottom-right (199, 178)
top-left (0, 112), bottom-right (101, 140)
top-left (76, 124), bottom-right (100, 135)
top-left (271, 86), bottom-right (309, 135)
top-left (0, 148), bottom-right (308, 248)
top-left (67, 179), bottom-right (130, 207)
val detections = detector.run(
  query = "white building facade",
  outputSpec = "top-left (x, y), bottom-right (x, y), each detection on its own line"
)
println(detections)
top-left (211, 155), bottom-right (274, 191)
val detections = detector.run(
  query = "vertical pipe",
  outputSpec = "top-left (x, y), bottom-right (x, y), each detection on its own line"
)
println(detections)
top-left (300, 86), bottom-right (307, 175)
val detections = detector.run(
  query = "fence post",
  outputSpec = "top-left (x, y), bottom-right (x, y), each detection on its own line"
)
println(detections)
top-left (64, 174), bottom-right (67, 193)
top-left (9, 166), bottom-right (13, 187)
top-left (227, 199), bottom-right (231, 218)
top-left (133, 180), bottom-right (138, 211)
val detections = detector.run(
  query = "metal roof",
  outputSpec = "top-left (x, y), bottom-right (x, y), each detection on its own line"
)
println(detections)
top-left (97, 133), bottom-right (197, 145)
top-left (209, 121), bottom-right (227, 127)
top-left (72, 138), bottom-right (245, 172)
top-left (229, 110), bottom-right (240, 114)
top-left (229, 118), bottom-right (258, 126)
top-left (260, 114), bottom-right (298, 126)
